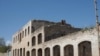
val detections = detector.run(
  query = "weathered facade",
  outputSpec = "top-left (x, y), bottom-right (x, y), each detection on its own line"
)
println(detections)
top-left (12, 20), bottom-right (100, 56)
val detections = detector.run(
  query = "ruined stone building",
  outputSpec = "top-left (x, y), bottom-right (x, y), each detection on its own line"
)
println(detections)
top-left (12, 20), bottom-right (100, 56)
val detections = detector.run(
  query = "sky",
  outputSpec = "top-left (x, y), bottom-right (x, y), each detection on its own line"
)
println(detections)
top-left (0, 0), bottom-right (100, 45)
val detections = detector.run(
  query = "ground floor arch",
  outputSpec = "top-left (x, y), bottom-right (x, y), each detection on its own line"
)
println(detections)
top-left (45, 47), bottom-right (50, 56)
top-left (53, 45), bottom-right (60, 56)
top-left (78, 41), bottom-right (92, 56)
top-left (31, 49), bottom-right (36, 56)
top-left (64, 45), bottom-right (74, 56)
top-left (38, 49), bottom-right (42, 56)
top-left (27, 51), bottom-right (30, 56)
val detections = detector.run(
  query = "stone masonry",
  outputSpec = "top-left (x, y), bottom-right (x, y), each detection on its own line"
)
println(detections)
top-left (12, 20), bottom-right (100, 56)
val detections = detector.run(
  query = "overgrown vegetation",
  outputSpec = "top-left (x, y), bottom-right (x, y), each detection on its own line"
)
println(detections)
top-left (0, 46), bottom-right (11, 53)
top-left (0, 37), bottom-right (11, 53)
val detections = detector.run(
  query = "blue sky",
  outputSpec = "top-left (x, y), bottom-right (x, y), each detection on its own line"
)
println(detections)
top-left (0, 0), bottom-right (100, 44)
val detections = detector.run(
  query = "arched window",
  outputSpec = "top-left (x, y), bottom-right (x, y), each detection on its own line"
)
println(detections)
top-left (23, 48), bottom-right (25, 56)
top-left (64, 45), bottom-right (74, 56)
top-left (38, 33), bottom-right (42, 44)
top-left (16, 36), bottom-right (17, 42)
top-left (15, 49), bottom-right (17, 56)
top-left (15, 37), bottom-right (16, 43)
top-left (18, 34), bottom-right (20, 42)
top-left (13, 50), bottom-right (14, 56)
top-left (31, 49), bottom-right (36, 56)
top-left (27, 42), bottom-right (29, 46)
top-left (31, 26), bottom-right (35, 33)
top-left (18, 49), bottom-right (19, 56)
top-left (20, 48), bottom-right (22, 56)
top-left (78, 41), bottom-right (92, 56)
top-left (22, 31), bottom-right (24, 38)
top-left (53, 45), bottom-right (60, 56)
top-left (38, 48), bottom-right (42, 56)
top-left (32, 36), bottom-right (36, 46)
top-left (27, 51), bottom-right (30, 56)
top-left (28, 26), bottom-right (30, 34)
top-left (25, 29), bottom-right (27, 36)
top-left (45, 47), bottom-right (50, 56)
top-left (13, 38), bottom-right (15, 43)
top-left (20, 33), bottom-right (21, 42)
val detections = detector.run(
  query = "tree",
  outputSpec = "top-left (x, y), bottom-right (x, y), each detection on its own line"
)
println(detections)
top-left (0, 37), bottom-right (11, 53)
top-left (0, 46), bottom-right (7, 53)
top-left (0, 37), bottom-right (5, 46)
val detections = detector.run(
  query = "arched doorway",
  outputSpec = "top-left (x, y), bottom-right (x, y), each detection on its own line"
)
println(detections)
top-left (45, 47), bottom-right (50, 56)
top-left (53, 45), bottom-right (60, 56)
top-left (31, 49), bottom-right (36, 56)
top-left (38, 48), bottom-right (42, 56)
top-left (64, 45), bottom-right (73, 56)
top-left (27, 51), bottom-right (30, 56)
top-left (78, 41), bottom-right (92, 56)
top-left (13, 50), bottom-right (14, 56)
top-left (23, 48), bottom-right (25, 56)
top-left (20, 48), bottom-right (22, 56)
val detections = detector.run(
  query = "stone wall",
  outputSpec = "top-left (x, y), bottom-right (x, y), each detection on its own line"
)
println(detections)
top-left (44, 24), bottom-right (81, 41)
top-left (12, 20), bottom-right (100, 56)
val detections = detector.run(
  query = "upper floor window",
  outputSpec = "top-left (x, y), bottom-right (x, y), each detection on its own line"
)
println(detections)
top-left (16, 36), bottom-right (17, 42)
top-left (31, 26), bottom-right (35, 33)
top-left (22, 31), bottom-right (24, 38)
top-left (18, 34), bottom-right (20, 42)
top-left (27, 42), bottom-right (29, 46)
top-left (32, 36), bottom-right (36, 46)
top-left (38, 33), bottom-right (42, 44)
top-left (25, 29), bottom-right (27, 36)
top-left (19, 33), bottom-right (21, 42)
top-left (13, 38), bottom-right (15, 43)
top-left (28, 26), bottom-right (30, 35)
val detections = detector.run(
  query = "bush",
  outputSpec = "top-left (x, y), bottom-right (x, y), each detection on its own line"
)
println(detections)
top-left (0, 46), bottom-right (9, 53)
